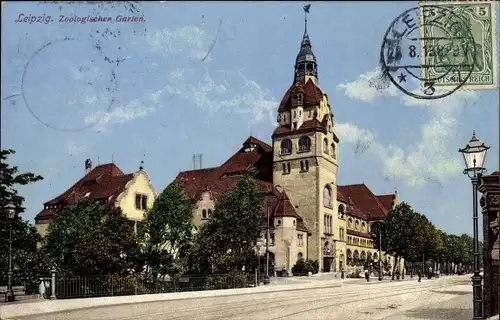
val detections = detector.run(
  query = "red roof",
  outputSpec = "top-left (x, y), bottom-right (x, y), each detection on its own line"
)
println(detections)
top-left (337, 184), bottom-right (392, 221)
top-left (273, 119), bottom-right (327, 138)
top-left (278, 79), bottom-right (324, 111)
top-left (173, 136), bottom-right (308, 232)
top-left (35, 163), bottom-right (135, 221)
top-left (376, 194), bottom-right (396, 212)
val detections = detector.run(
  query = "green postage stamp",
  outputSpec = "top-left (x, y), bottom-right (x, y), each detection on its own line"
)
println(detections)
top-left (419, 1), bottom-right (498, 91)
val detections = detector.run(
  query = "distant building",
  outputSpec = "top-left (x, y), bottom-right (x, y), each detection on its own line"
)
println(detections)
top-left (34, 159), bottom-right (156, 237)
top-left (171, 12), bottom-right (405, 273)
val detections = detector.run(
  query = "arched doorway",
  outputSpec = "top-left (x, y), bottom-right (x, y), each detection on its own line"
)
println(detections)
top-left (297, 252), bottom-right (303, 262)
top-left (323, 241), bottom-right (334, 272)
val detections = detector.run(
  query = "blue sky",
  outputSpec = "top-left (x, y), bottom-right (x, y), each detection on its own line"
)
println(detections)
top-left (2, 2), bottom-right (498, 237)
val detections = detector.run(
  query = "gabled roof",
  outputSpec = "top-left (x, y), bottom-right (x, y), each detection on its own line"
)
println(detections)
top-left (173, 136), bottom-right (308, 232)
top-left (376, 194), bottom-right (396, 212)
top-left (278, 79), bottom-right (324, 111)
top-left (337, 184), bottom-right (392, 221)
top-left (35, 163), bottom-right (135, 222)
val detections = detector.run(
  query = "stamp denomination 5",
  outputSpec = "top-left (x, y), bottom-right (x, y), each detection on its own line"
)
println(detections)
top-left (419, 1), bottom-right (498, 91)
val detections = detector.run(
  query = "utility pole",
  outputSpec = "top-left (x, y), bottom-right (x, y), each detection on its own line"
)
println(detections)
top-left (264, 202), bottom-right (271, 284)
top-left (378, 223), bottom-right (382, 281)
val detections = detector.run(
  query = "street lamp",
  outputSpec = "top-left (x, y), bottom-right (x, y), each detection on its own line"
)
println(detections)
top-left (263, 202), bottom-right (271, 284)
top-left (256, 240), bottom-right (263, 286)
top-left (459, 131), bottom-right (489, 320)
top-left (4, 203), bottom-right (16, 302)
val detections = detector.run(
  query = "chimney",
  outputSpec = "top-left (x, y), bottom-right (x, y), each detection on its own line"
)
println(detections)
top-left (84, 158), bottom-right (92, 175)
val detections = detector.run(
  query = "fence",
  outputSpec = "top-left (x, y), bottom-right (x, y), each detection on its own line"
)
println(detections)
top-left (2, 272), bottom-right (259, 301)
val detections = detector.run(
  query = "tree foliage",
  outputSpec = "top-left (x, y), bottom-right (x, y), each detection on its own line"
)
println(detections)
top-left (43, 201), bottom-right (143, 276)
top-left (140, 183), bottom-right (195, 279)
top-left (0, 149), bottom-right (44, 280)
top-left (374, 200), bottom-right (480, 274)
top-left (190, 172), bottom-right (264, 274)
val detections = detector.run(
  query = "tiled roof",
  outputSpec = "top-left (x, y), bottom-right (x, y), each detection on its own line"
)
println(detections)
top-left (35, 163), bottom-right (134, 222)
top-left (337, 184), bottom-right (392, 221)
top-left (376, 194), bottom-right (396, 212)
top-left (347, 229), bottom-right (372, 239)
top-left (278, 79), bottom-right (324, 111)
top-left (273, 119), bottom-right (327, 138)
top-left (173, 136), bottom-right (308, 232)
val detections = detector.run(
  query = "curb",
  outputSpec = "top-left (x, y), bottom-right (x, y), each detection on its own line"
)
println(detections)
top-left (0, 282), bottom-right (343, 319)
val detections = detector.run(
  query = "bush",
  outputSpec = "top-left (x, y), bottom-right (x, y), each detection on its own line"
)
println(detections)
top-left (204, 271), bottom-right (249, 290)
top-left (292, 259), bottom-right (319, 276)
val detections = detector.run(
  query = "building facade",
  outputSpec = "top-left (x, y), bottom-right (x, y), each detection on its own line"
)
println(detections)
top-left (173, 15), bottom-right (404, 274)
top-left (35, 159), bottom-right (157, 237)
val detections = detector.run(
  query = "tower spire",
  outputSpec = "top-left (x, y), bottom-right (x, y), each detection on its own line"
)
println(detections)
top-left (304, 4), bottom-right (310, 36)
top-left (295, 4), bottom-right (317, 84)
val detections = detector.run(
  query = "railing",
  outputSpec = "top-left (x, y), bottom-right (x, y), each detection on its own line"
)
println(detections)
top-left (2, 273), bottom-right (257, 301)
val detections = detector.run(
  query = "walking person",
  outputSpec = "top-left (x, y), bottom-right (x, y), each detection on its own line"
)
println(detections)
top-left (417, 269), bottom-right (422, 282)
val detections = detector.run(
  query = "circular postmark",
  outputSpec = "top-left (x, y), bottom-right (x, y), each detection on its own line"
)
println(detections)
top-left (380, 6), bottom-right (476, 100)
top-left (19, 37), bottom-right (117, 132)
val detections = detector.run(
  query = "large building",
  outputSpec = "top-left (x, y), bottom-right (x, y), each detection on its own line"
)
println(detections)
top-left (174, 14), bottom-right (403, 273)
top-left (35, 159), bottom-right (157, 237)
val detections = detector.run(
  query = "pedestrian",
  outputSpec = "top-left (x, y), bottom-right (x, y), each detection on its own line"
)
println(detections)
top-left (341, 268), bottom-right (345, 279)
top-left (417, 269), bottom-right (422, 282)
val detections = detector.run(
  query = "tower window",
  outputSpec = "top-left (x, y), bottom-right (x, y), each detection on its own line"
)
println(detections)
top-left (208, 209), bottom-right (212, 217)
top-left (300, 160), bottom-right (309, 172)
top-left (293, 111), bottom-right (296, 118)
top-left (202, 209), bottom-right (207, 219)
top-left (330, 143), bottom-right (336, 159)
top-left (293, 122), bottom-right (297, 130)
top-left (323, 185), bottom-right (332, 208)
top-left (282, 162), bottom-right (291, 175)
top-left (298, 136), bottom-right (311, 152)
top-left (323, 138), bottom-right (329, 155)
top-left (280, 139), bottom-right (292, 154)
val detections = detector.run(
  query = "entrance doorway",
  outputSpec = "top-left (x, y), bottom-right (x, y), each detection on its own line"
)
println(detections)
top-left (323, 257), bottom-right (334, 272)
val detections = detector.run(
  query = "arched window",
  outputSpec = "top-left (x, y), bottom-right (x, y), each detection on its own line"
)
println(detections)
top-left (361, 222), bottom-right (366, 231)
top-left (361, 251), bottom-right (366, 260)
top-left (298, 136), bottom-right (311, 152)
top-left (280, 139), bottom-right (292, 154)
top-left (354, 250), bottom-right (359, 259)
top-left (347, 249), bottom-right (352, 259)
top-left (323, 185), bottom-right (332, 208)
top-left (338, 205), bottom-right (345, 218)
top-left (373, 252), bottom-right (378, 260)
top-left (330, 143), bottom-right (336, 159)
top-left (323, 138), bottom-right (329, 154)
top-left (208, 209), bottom-right (212, 217)
top-left (348, 218), bottom-right (353, 228)
top-left (355, 220), bottom-right (360, 231)
top-left (202, 209), bottom-right (207, 219)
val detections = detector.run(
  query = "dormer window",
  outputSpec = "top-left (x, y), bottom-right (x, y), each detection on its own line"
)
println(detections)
top-left (84, 192), bottom-right (91, 198)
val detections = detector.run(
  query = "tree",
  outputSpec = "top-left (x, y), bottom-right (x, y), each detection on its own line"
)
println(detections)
top-left (43, 201), bottom-right (143, 276)
top-left (0, 149), bottom-right (44, 281)
top-left (140, 183), bottom-right (195, 279)
top-left (192, 171), bottom-right (264, 274)
top-left (371, 202), bottom-right (423, 279)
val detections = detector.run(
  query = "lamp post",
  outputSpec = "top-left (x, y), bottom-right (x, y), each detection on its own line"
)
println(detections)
top-left (378, 222), bottom-right (383, 281)
top-left (264, 202), bottom-right (271, 285)
top-left (256, 240), bottom-right (263, 286)
top-left (4, 203), bottom-right (16, 302)
top-left (459, 132), bottom-right (489, 320)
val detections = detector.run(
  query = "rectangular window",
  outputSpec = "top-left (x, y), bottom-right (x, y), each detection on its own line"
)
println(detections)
top-left (283, 162), bottom-right (291, 175)
top-left (293, 122), bottom-right (297, 130)
top-left (270, 233), bottom-right (275, 246)
top-left (135, 194), bottom-right (148, 210)
top-left (135, 194), bottom-right (141, 209)
top-left (297, 234), bottom-right (304, 247)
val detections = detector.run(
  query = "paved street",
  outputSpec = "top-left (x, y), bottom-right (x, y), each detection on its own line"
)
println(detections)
top-left (6, 276), bottom-right (473, 320)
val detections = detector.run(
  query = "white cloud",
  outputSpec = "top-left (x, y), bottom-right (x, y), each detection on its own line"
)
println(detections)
top-left (336, 68), bottom-right (479, 187)
top-left (146, 25), bottom-right (214, 62)
top-left (336, 67), bottom-right (398, 102)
